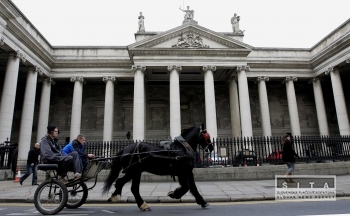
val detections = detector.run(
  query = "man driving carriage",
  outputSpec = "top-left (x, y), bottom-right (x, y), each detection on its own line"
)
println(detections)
top-left (40, 125), bottom-right (82, 182)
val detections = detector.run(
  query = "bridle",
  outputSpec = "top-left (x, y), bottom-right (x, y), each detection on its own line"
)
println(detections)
top-left (199, 130), bottom-right (213, 152)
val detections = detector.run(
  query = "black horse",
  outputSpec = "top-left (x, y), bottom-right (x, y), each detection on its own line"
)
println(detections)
top-left (102, 126), bottom-right (213, 211)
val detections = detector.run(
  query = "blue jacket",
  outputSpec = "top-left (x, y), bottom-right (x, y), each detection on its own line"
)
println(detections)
top-left (62, 139), bottom-right (87, 159)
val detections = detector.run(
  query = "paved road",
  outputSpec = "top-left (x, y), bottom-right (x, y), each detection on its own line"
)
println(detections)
top-left (1, 198), bottom-right (350, 216)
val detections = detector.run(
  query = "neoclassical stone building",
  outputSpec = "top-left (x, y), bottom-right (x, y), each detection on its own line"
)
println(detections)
top-left (0, 1), bottom-right (349, 163)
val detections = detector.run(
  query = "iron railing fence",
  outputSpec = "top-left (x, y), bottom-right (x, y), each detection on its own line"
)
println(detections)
top-left (2, 135), bottom-right (349, 169)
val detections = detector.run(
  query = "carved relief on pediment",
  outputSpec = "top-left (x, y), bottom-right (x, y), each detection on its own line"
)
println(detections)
top-left (172, 31), bottom-right (209, 48)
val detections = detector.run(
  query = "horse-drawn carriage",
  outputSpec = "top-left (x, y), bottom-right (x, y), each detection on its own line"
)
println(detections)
top-left (33, 126), bottom-right (213, 215)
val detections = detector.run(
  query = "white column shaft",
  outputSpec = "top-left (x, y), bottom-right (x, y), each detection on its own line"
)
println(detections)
top-left (70, 80), bottom-right (83, 140)
top-left (169, 69), bottom-right (181, 138)
top-left (237, 69), bottom-right (253, 137)
top-left (18, 69), bottom-right (38, 160)
top-left (204, 69), bottom-right (218, 138)
top-left (258, 80), bottom-right (272, 137)
top-left (312, 79), bottom-right (329, 135)
top-left (286, 80), bottom-right (301, 136)
top-left (0, 55), bottom-right (20, 143)
top-left (228, 78), bottom-right (241, 137)
top-left (37, 79), bottom-right (52, 142)
top-left (133, 69), bottom-right (145, 141)
top-left (330, 69), bottom-right (350, 135)
top-left (103, 80), bottom-right (114, 141)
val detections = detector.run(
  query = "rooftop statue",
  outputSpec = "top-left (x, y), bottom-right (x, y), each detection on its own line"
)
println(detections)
top-left (231, 13), bottom-right (241, 33)
top-left (138, 12), bottom-right (145, 31)
top-left (179, 6), bottom-right (194, 21)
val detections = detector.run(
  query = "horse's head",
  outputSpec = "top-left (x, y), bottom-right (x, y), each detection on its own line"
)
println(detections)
top-left (181, 126), bottom-right (214, 153)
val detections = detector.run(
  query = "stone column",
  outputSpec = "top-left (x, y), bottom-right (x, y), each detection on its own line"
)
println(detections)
top-left (37, 77), bottom-right (54, 142)
top-left (18, 67), bottom-right (40, 161)
top-left (132, 65), bottom-right (146, 141)
top-left (309, 77), bottom-right (329, 135)
top-left (202, 65), bottom-right (218, 139)
top-left (256, 76), bottom-right (272, 137)
top-left (70, 77), bottom-right (84, 140)
top-left (167, 65), bottom-right (182, 139)
top-left (0, 51), bottom-right (26, 143)
top-left (103, 76), bottom-right (116, 142)
top-left (228, 75), bottom-right (241, 138)
top-left (284, 77), bottom-right (301, 136)
top-left (326, 67), bottom-right (350, 135)
top-left (237, 66), bottom-right (253, 137)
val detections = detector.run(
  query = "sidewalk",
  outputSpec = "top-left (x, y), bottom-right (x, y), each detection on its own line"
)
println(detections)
top-left (1, 175), bottom-right (350, 204)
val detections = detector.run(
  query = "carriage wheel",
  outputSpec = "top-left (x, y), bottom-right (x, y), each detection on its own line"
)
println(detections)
top-left (65, 182), bottom-right (88, 209)
top-left (34, 179), bottom-right (68, 215)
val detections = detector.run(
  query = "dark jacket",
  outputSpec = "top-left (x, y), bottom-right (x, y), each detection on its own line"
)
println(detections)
top-left (40, 134), bottom-right (64, 162)
top-left (27, 147), bottom-right (40, 165)
top-left (282, 141), bottom-right (299, 162)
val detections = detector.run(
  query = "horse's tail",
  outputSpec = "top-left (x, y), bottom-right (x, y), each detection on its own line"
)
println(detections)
top-left (102, 150), bottom-right (123, 195)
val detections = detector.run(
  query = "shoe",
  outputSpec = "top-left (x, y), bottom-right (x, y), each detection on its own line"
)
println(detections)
top-left (74, 173), bottom-right (82, 179)
top-left (60, 178), bottom-right (68, 184)
top-left (32, 183), bottom-right (39, 185)
top-left (19, 181), bottom-right (23, 185)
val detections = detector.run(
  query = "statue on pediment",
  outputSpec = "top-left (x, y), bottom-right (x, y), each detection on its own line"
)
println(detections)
top-left (231, 13), bottom-right (240, 33)
top-left (138, 12), bottom-right (145, 31)
top-left (179, 6), bottom-right (194, 21)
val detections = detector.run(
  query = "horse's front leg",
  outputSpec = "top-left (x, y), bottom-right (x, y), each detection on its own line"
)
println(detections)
top-left (108, 173), bottom-right (132, 202)
top-left (167, 173), bottom-right (189, 199)
top-left (130, 172), bottom-right (151, 211)
top-left (187, 171), bottom-right (209, 208)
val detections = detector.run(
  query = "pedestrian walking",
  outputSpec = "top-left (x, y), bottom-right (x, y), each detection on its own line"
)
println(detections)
top-left (20, 143), bottom-right (40, 185)
top-left (282, 133), bottom-right (299, 183)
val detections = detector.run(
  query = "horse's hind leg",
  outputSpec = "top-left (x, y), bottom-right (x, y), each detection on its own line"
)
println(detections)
top-left (130, 172), bottom-right (151, 211)
top-left (108, 173), bottom-right (132, 202)
top-left (167, 173), bottom-right (189, 199)
top-left (188, 171), bottom-right (209, 208)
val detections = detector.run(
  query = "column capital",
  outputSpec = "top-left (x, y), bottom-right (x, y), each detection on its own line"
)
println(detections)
top-left (308, 77), bottom-right (324, 84)
top-left (202, 65), bottom-right (217, 72)
top-left (38, 77), bottom-right (55, 85)
top-left (25, 65), bottom-right (43, 75)
top-left (255, 76), bottom-right (269, 83)
top-left (70, 76), bottom-right (85, 83)
top-left (345, 58), bottom-right (350, 64)
top-left (0, 36), bottom-right (4, 46)
top-left (9, 50), bottom-right (26, 62)
top-left (237, 65), bottom-right (250, 72)
top-left (325, 66), bottom-right (340, 75)
top-left (103, 76), bottom-right (116, 83)
top-left (131, 65), bottom-right (146, 73)
top-left (227, 75), bottom-right (237, 83)
top-left (282, 76), bottom-right (297, 84)
top-left (167, 65), bottom-right (182, 72)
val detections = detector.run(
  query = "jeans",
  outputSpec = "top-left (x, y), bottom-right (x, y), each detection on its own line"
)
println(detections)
top-left (286, 162), bottom-right (295, 173)
top-left (20, 163), bottom-right (37, 185)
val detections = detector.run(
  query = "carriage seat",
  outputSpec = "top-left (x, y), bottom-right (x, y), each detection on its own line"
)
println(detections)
top-left (159, 141), bottom-right (172, 150)
top-left (37, 164), bottom-right (58, 171)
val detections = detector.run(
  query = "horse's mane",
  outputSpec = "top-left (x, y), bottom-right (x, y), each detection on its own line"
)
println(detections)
top-left (180, 126), bottom-right (199, 137)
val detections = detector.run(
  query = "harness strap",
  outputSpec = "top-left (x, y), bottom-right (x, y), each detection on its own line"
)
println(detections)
top-left (175, 135), bottom-right (196, 159)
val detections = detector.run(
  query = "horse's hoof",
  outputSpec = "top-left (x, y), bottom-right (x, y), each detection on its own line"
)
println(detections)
top-left (108, 194), bottom-right (121, 203)
top-left (167, 191), bottom-right (176, 199)
top-left (201, 202), bottom-right (210, 208)
top-left (140, 202), bottom-right (151, 211)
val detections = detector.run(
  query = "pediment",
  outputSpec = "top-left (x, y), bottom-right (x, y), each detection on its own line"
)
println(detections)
top-left (128, 24), bottom-right (252, 57)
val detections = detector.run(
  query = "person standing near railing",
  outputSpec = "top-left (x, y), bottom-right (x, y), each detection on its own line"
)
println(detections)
top-left (282, 133), bottom-right (299, 183)
top-left (19, 143), bottom-right (40, 185)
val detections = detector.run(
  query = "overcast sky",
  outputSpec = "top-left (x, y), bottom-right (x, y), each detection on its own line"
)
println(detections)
top-left (11, 0), bottom-right (350, 48)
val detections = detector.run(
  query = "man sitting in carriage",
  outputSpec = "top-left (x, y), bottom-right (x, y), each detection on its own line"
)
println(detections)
top-left (40, 125), bottom-right (83, 182)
